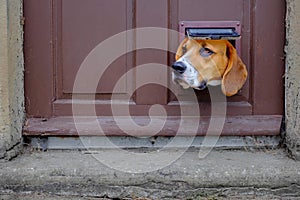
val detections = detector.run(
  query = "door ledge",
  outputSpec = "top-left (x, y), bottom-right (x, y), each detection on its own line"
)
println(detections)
top-left (23, 115), bottom-right (283, 137)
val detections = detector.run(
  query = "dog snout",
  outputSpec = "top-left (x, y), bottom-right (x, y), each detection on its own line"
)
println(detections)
top-left (172, 61), bottom-right (187, 74)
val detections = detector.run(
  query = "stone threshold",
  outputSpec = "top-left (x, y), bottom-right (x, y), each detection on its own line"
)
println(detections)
top-left (0, 148), bottom-right (300, 199)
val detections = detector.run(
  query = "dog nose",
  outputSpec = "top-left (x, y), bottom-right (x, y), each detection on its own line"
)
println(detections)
top-left (172, 61), bottom-right (187, 74)
top-left (198, 81), bottom-right (207, 90)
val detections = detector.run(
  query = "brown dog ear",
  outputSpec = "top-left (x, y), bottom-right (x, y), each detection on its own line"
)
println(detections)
top-left (222, 41), bottom-right (248, 97)
top-left (175, 37), bottom-right (189, 60)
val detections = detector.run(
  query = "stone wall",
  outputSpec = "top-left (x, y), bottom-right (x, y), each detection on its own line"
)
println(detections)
top-left (285, 0), bottom-right (300, 160)
top-left (0, 0), bottom-right (24, 160)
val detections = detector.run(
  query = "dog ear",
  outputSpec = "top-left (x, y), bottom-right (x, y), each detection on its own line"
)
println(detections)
top-left (175, 38), bottom-right (189, 60)
top-left (222, 41), bottom-right (248, 97)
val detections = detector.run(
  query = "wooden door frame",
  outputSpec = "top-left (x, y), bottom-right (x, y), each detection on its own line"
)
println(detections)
top-left (24, 0), bottom-right (285, 137)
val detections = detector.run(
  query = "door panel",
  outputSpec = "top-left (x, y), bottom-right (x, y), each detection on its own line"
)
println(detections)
top-left (135, 0), bottom-right (169, 105)
top-left (178, 0), bottom-right (244, 21)
top-left (53, 0), bottom-right (136, 116)
top-left (24, 0), bottom-right (53, 117)
top-left (252, 0), bottom-right (285, 115)
top-left (59, 0), bottom-right (129, 95)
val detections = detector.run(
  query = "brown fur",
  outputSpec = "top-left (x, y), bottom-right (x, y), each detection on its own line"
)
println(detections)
top-left (175, 38), bottom-right (248, 96)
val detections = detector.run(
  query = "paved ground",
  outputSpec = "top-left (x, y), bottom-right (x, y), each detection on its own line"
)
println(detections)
top-left (1, 193), bottom-right (300, 200)
top-left (1, 148), bottom-right (300, 199)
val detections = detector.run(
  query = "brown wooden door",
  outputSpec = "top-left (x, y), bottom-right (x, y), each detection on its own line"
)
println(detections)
top-left (24, 0), bottom-right (285, 137)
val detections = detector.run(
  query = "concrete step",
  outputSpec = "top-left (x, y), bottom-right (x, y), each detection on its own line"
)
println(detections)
top-left (1, 148), bottom-right (300, 199)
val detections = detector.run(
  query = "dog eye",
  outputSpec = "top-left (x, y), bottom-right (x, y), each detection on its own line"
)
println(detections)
top-left (200, 47), bottom-right (214, 57)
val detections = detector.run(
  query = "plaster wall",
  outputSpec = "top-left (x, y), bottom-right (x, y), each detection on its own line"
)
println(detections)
top-left (0, 0), bottom-right (24, 159)
top-left (285, 0), bottom-right (300, 159)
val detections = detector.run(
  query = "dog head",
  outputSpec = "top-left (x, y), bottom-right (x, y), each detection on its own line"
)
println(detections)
top-left (171, 38), bottom-right (247, 96)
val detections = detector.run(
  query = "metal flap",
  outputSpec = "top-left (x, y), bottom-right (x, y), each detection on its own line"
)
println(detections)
top-left (186, 28), bottom-right (241, 40)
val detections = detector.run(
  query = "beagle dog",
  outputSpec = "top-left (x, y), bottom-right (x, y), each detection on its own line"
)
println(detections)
top-left (171, 38), bottom-right (248, 96)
